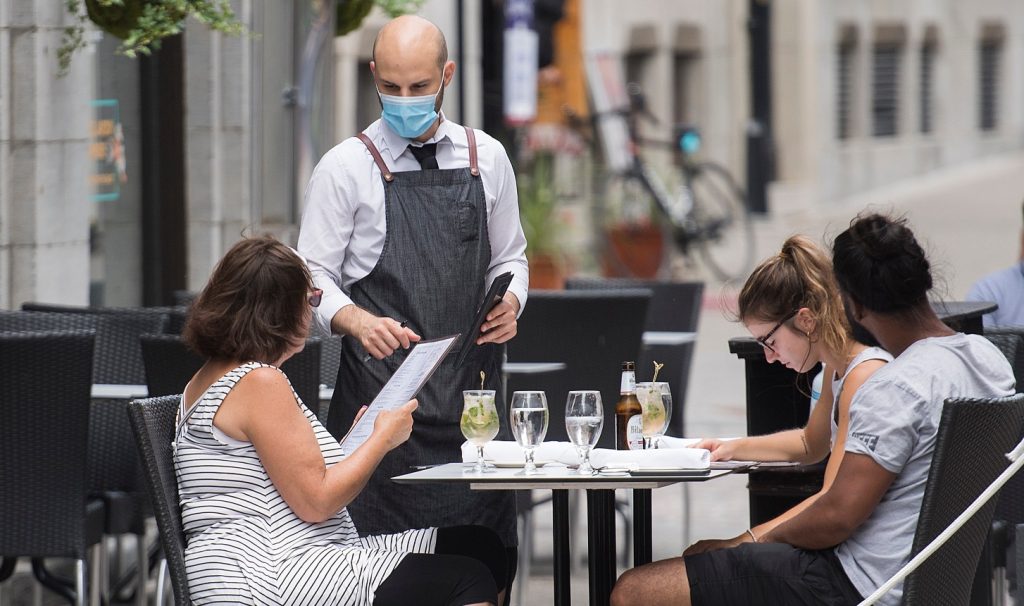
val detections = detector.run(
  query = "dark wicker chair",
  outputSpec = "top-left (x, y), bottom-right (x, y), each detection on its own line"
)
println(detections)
top-left (900, 393), bottom-right (1024, 605)
top-left (0, 331), bottom-right (104, 606)
top-left (126, 396), bottom-right (190, 606)
top-left (565, 278), bottom-right (704, 436)
top-left (5, 307), bottom-right (168, 600)
top-left (982, 331), bottom-right (1024, 601)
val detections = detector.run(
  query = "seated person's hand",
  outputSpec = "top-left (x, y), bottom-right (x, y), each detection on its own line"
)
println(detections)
top-left (373, 399), bottom-right (418, 451)
top-left (477, 293), bottom-right (520, 345)
top-left (690, 438), bottom-right (736, 462)
top-left (684, 531), bottom-right (752, 556)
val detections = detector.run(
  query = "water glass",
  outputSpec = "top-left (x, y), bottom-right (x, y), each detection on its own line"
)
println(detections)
top-left (636, 381), bottom-right (672, 449)
top-left (461, 390), bottom-right (499, 474)
top-left (509, 391), bottom-right (549, 475)
top-left (565, 390), bottom-right (603, 474)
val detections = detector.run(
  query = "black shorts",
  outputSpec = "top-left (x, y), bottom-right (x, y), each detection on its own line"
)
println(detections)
top-left (685, 543), bottom-right (863, 606)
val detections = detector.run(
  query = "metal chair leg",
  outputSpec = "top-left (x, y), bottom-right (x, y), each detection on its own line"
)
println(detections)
top-left (75, 558), bottom-right (87, 606)
top-left (156, 558), bottom-right (169, 606)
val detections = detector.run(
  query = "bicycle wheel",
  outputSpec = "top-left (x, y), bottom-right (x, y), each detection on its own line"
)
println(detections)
top-left (686, 162), bottom-right (755, 283)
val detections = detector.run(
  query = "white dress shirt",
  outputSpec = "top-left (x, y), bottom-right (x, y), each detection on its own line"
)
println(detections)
top-left (298, 116), bottom-right (530, 336)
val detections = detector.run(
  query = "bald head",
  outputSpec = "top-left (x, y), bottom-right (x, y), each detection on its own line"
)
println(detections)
top-left (373, 15), bottom-right (448, 72)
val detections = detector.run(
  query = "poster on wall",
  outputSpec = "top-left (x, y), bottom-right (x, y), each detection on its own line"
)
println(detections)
top-left (90, 99), bottom-right (127, 202)
top-left (503, 0), bottom-right (538, 126)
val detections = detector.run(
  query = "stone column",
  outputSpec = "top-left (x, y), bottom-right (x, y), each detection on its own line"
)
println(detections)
top-left (0, 2), bottom-right (94, 308)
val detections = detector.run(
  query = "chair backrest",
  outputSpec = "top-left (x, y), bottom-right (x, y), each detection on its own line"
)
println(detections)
top-left (901, 393), bottom-right (1024, 605)
top-left (319, 334), bottom-right (344, 389)
top-left (141, 334), bottom-right (323, 415)
top-left (13, 306), bottom-right (168, 383)
top-left (127, 395), bottom-right (190, 606)
top-left (506, 289), bottom-right (651, 448)
top-left (983, 332), bottom-right (1024, 525)
top-left (140, 334), bottom-right (205, 397)
top-left (0, 331), bottom-right (95, 559)
top-left (565, 277), bottom-right (704, 332)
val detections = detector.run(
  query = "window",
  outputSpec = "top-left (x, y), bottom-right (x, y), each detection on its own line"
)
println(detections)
top-left (872, 42), bottom-right (901, 137)
top-left (919, 36), bottom-right (936, 134)
top-left (978, 37), bottom-right (1002, 131)
top-left (673, 52), bottom-right (698, 126)
top-left (836, 38), bottom-right (856, 139)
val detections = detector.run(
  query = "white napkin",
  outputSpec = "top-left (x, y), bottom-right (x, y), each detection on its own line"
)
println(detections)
top-left (655, 436), bottom-right (702, 449)
top-left (589, 446), bottom-right (710, 470)
top-left (460, 440), bottom-right (579, 465)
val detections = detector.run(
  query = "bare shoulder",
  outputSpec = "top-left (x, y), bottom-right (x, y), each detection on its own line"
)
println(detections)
top-left (846, 358), bottom-right (888, 387)
top-left (230, 366), bottom-right (296, 409)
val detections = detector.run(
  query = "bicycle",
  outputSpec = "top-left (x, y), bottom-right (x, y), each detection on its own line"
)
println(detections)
top-left (578, 83), bottom-right (756, 283)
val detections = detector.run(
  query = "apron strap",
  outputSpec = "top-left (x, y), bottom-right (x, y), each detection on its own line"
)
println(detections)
top-left (463, 126), bottom-right (480, 177)
top-left (356, 133), bottom-right (394, 183)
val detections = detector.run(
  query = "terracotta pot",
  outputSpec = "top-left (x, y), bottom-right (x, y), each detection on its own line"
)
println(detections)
top-left (602, 223), bottom-right (664, 279)
top-left (529, 254), bottom-right (565, 290)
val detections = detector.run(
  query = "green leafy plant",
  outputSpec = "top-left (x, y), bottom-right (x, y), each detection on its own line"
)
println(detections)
top-left (59, 0), bottom-right (244, 74)
top-left (518, 152), bottom-right (564, 260)
top-left (58, 0), bottom-right (424, 76)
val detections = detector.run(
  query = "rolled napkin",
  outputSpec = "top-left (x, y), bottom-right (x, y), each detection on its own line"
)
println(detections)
top-left (589, 446), bottom-right (710, 470)
top-left (655, 436), bottom-right (702, 449)
top-left (460, 440), bottom-right (579, 465)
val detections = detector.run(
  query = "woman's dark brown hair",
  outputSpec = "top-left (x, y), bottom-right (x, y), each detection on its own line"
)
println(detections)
top-left (184, 235), bottom-right (313, 363)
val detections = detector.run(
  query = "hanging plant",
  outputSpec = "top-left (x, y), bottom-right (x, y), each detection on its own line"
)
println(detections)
top-left (59, 0), bottom-right (245, 75)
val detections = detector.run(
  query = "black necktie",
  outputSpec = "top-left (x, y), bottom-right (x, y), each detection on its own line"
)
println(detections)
top-left (408, 143), bottom-right (438, 170)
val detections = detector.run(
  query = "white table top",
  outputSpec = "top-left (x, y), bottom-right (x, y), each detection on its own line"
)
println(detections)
top-left (502, 362), bottom-right (567, 374)
top-left (392, 462), bottom-right (736, 490)
top-left (92, 383), bottom-right (336, 402)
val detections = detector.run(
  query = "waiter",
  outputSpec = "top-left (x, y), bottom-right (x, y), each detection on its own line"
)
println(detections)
top-left (297, 14), bottom-right (528, 595)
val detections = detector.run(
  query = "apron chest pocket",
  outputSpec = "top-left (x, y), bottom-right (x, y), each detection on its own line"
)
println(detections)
top-left (457, 201), bottom-right (480, 243)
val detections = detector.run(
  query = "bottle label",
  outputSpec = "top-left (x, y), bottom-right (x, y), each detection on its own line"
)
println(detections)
top-left (626, 414), bottom-right (644, 450)
top-left (620, 371), bottom-right (636, 394)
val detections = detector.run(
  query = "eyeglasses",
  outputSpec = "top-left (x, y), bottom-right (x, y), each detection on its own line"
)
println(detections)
top-left (755, 309), bottom-right (798, 353)
top-left (308, 288), bottom-right (323, 308)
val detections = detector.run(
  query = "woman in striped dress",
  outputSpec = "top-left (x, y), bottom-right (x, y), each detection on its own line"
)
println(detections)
top-left (175, 235), bottom-right (506, 605)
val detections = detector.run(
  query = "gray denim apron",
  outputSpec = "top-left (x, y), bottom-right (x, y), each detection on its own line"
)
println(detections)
top-left (325, 127), bottom-right (516, 546)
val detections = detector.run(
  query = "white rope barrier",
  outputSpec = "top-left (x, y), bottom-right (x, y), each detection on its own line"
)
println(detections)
top-left (858, 437), bottom-right (1024, 605)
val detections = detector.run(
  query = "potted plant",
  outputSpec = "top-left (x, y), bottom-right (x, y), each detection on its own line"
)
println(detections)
top-left (518, 152), bottom-right (567, 289)
top-left (600, 173), bottom-right (665, 279)
top-left (59, 0), bottom-right (245, 73)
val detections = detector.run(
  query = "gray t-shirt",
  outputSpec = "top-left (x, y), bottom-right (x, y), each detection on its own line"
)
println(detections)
top-left (966, 262), bottom-right (1024, 328)
top-left (836, 333), bottom-right (1015, 605)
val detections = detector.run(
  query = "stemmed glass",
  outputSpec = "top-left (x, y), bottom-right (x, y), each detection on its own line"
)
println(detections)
top-left (565, 390), bottom-right (603, 474)
top-left (637, 381), bottom-right (672, 449)
top-left (461, 390), bottom-right (500, 474)
top-left (509, 391), bottom-right (549, 475)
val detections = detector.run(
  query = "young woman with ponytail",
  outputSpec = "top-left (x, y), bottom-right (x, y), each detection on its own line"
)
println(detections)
top-left (686, 234), bottom-right (892, 554)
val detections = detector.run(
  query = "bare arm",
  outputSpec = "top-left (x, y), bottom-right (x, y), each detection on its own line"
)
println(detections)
top-left (762, 452), bottom-right (895, 549)
top-left (215, 367), bottom-right (418, 523)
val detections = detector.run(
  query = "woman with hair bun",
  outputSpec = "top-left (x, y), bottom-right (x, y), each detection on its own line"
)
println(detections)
top-left (685, 234), bottom-right (892, 555)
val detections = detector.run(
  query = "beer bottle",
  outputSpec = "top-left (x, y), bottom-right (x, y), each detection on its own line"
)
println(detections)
top-left (615, 361), bottom-right (643, 450)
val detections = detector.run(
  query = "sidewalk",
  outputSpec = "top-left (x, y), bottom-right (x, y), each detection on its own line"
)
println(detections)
top-left (517, 151), bottom-right (1024, 604)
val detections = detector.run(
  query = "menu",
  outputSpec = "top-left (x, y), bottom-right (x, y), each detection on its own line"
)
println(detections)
top-left (339, 334), bottom-right (459, 453)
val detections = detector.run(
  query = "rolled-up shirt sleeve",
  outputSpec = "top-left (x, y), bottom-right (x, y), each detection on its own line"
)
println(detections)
top-left (485, 140), bottom-right (530, 316)
top-left (298, 150), bottom-right (356, 336)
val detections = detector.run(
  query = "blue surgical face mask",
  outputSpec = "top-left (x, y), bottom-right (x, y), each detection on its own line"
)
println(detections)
top-left (378, 80), bottom-right (443, 139)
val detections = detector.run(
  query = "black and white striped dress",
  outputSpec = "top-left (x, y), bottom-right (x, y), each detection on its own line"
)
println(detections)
top-left (174, 362), bottom-right (437, 605)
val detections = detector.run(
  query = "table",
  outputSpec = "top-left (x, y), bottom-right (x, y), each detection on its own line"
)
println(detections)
top-left (393, 462), bottom-right (740, 606)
